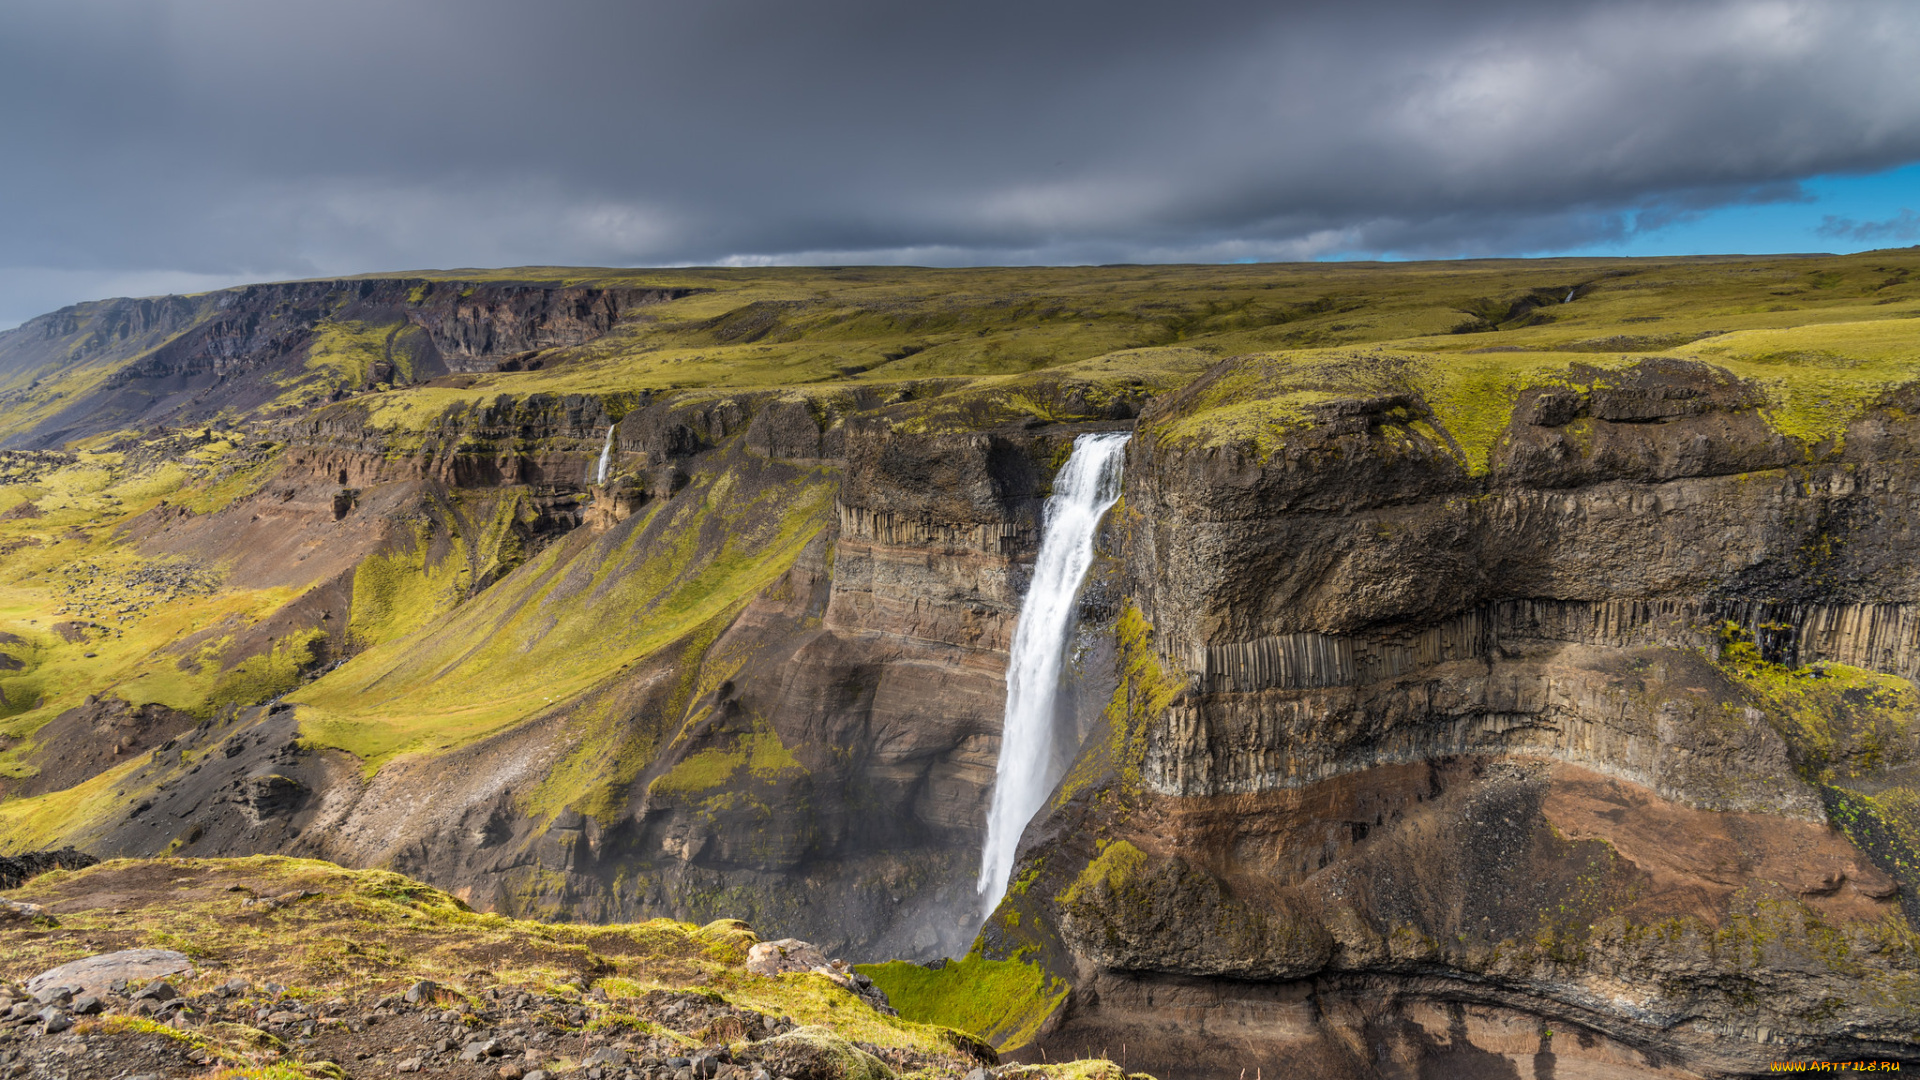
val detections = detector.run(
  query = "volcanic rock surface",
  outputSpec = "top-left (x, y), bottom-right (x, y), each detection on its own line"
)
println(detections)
top-left (3, 259), bottom-right (1920, 1078)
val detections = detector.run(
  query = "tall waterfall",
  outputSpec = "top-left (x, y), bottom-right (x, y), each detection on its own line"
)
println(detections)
top-left (592, 424), bottom-right (616, 485)
top-left (976, 431), bottom-right (1130, 914)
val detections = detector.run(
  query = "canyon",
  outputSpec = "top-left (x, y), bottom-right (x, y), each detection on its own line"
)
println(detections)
top-left (2, 257), bottom-right (1919, 1077)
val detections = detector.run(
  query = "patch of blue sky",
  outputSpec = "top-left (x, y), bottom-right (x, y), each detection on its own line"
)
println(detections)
top-left (1564, 161), bottom-right (1920, 258)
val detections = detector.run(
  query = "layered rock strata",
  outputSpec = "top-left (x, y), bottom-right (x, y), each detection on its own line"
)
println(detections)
top-left (61, 382), bottom-right (1121, 960)
top-left (989, 359), bottom-right (1920, 1078)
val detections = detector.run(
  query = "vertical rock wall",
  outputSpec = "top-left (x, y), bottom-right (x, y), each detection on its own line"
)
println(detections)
top-left (994, 359), bottom-right (1920, 1077)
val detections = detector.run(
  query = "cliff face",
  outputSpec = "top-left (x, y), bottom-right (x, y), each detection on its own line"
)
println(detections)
top-left (0, 278), bottom-right (694, 449)
top-left (22, 378), bottom-right (1117, 961)
top-left (5, 260), bottom-right (1920, 1079)
top-left (983, 357), bottom-right (1920, 1077)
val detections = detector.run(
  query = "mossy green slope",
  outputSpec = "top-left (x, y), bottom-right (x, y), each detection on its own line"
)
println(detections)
top-left (291, 446), bottom-right (836, 771)
top-left (0, 438), bottom-right (322, 778)
top-left (857, 953), bottom-right (1068, 1051)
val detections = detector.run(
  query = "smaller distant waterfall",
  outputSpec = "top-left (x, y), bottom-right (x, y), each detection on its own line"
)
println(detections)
top-left (592, 424), bottom-right (616, 485)
top-left (976, 431), bottom-right (1130, 916)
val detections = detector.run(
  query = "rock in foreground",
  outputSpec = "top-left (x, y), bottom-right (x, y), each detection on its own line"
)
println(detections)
top-left (0, 855), bottom-right (1107, 1080)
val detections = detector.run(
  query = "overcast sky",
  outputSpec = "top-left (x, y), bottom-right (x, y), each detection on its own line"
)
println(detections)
top-left (3, 0), bottom-right (1919, 327)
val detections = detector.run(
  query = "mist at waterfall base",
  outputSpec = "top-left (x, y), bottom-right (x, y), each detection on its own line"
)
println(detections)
top-left (976, 431), bottom-right (1130, 917)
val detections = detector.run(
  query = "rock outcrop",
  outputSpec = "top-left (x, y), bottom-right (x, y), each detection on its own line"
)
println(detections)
top-left (0, 848), bottom-right (97, 891)
top-left (6, 261), bottom-right (1920, 1078)
top-left (981, 357), bottom-right (1920, 1077)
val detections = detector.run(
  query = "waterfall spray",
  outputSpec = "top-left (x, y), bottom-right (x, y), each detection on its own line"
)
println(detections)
top-left (976, 431), bottom-right (1130, 915)
top-left (592, 424), bottom-right (616, 485)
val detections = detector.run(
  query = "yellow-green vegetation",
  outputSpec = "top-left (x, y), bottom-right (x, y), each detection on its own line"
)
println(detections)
top-left (0, 309), bottom-right (206, 445)
top-left (227, 252), bottom-right (1910, 447)
top-left (1101, 256), bottom-right (1920, 471)
top-left (1055, 840), bottom-right (1149, 908)
top-left (1148, 344), bottom-right (1869, 474)
top-left (856, 952), bottom-right (1070, 1051)
top-left (90, 1014), bottom-right (214, 1047)
top-left (738, 1028), bottom-right (893, 1080)
top-left (0, 856), bottom-right (1028, 1074)
top-left (281, 320), bottom-right (397, 407)
top-left (0, 758), bottom-right (144, 848)
top-left (0, 440), bottom-right (322, 765)
top-left (8, 254), bottom-right (1920, 454)
top-left (1826, 788), bottom-right (1920, 893)
top-left (293, 453), bottom-right (835, 771)
top-left (367, 492), bottom-right (536, 647)
top-left (1714, 626), bottom-right (1919, 784)
top-left (650, 724), bottom-right (804, 797)
top-left (343, 492), bottom-right (538, 650)
top-left (1670, 318), bottom-right (1920, 446)
top-left (521, 613), bottom-right (732, 823)
top-left (205, 1066), bottom-right (329, 1080)
top-left (1052, 601), bottom-right (1181, 811)
top-left (1000, 1062), bottom-right (1146, 1080)
top-left (204, 628), bottom-right (327, 715)
top-left (342, 525), bottom-right (468, 648)
top-left (1713, 624), bottom-right (1920, 903)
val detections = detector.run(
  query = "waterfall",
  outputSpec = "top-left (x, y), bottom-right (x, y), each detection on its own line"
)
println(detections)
top-left (592, 424), bottom-right (616, 485)
top-left (976, 431), bottom-right (1130, 915)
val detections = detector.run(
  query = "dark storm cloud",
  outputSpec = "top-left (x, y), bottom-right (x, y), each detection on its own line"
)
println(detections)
top-left (3, 0), bottom-right (1919, 324)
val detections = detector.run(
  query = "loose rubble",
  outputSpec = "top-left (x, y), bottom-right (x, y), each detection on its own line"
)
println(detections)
top-left (47, 558), bottom-right (220, 628)
top-left (0, 856), bottom-right (1113, 1080)
top-left (0, 968), bottom-right (992, 1080)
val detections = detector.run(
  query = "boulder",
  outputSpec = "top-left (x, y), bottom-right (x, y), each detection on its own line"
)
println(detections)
top-left (0, 899), bottom-right (46, 923)
top-left (28, 949), bottom-right (192, 999)
top-left (743, 938), bottom-right (828, 976)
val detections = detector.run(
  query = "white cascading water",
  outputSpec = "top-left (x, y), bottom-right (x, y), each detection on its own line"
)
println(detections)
top-left (592, 423), bottom-right (616, 485)
top-left (976, 431), bottom-right (1130, 915)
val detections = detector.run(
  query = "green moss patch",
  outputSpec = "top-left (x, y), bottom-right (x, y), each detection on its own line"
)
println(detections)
top-left (1713, 625), bottom-right (1920, 918)
top-left (283, 320), bottom-right (400, 407)
top-left (650, 725), bottom-right (805, 797)
top-left (857, 952), bottom-right (1069, 1051)
top-left (1056, 840), bottom-right (1148, 908)
top-left (1053, 600), bottom-right (1182, 811)
top-left (1714, 626), bottom-right (1919, 785)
